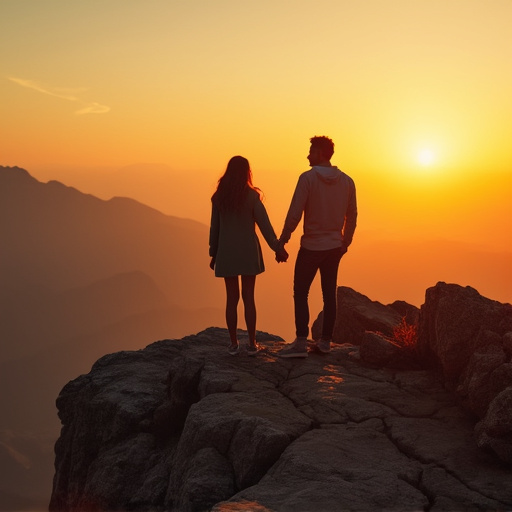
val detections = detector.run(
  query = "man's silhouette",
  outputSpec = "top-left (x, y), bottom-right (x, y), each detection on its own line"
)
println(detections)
top-left (277, 135), bottom-right (357, 357)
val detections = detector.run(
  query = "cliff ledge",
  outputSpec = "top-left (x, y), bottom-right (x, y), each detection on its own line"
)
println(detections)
top-left (50, 283), bottom-right (512, 511)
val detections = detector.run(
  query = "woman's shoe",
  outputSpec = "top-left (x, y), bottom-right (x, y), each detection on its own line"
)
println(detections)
top-left (228, 344), bottom-right (240, 356)
top-left (247, 343), bottom-right (261, 356)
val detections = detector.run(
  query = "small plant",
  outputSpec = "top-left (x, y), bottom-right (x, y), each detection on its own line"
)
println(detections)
top-left (391, 316), bottom-right (418, 349)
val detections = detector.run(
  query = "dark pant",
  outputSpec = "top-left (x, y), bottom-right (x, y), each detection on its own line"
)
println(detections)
top-left (294, 246), bottom-right (344, 339)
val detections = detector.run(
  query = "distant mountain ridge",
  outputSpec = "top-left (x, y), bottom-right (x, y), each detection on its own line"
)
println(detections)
top-left (0, 163), bottom-right (229, 355)
top-left (1, 165), bottom-right (224, 359)
top-left (0, 165), bottom-right (224, 509)
top-left (1, 165), bottom-right (211, 296)
top-left (24, 162), bottom-right (215, 223)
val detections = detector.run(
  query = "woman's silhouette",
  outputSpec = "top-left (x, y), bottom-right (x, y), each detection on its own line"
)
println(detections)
top-left (209, 156), bottom-right (282, 355)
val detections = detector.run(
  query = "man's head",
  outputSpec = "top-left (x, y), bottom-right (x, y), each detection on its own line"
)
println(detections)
top-left (308, 136), bottom-right (334, 166)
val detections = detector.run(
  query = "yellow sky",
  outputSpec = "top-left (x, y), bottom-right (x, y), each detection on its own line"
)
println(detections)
top-left (1, 0), bottom-right (511, 303)
top-left (2, 0), bottom-right (511, 168)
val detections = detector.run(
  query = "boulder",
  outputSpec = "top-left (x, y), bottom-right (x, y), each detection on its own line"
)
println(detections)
top-left (312, 286), bottom-right (417, 345)
top-left (416, 282), bottom-right (512, 463)
top-left (359, 331), bottom-right (399, 366)
top-left (475, 387), bottom-right (512, 465)
top-left (388, 299), bottom-right (420, 325)
top-left (458, 342), bottom-right (510, 418)
top-left (417, 282), bottom-right (512, 384)
top-left (359, 331), bottom-right (420, 370)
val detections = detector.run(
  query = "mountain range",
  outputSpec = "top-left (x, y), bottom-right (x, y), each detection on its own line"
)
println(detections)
top-left (0, 166), bottom-right (225, 509)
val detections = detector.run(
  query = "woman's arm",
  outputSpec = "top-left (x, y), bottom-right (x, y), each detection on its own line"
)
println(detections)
top-left (254, 198), bottom-right (279, 252)
top-left (209, 203), bottom-right (220, 258)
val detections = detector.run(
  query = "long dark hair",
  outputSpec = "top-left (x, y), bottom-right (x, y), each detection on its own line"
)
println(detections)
top-left (212, 156), bottom-right (261, 213)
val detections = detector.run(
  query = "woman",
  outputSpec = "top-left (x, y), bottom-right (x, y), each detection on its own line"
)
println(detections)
top-left (209, 156), bottom-right (281, 355)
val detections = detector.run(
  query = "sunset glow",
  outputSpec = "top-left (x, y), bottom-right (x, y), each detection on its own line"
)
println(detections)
top-left (1, 0), bottom-right (511, 312)
top-left (417, 149), bottom-right (435, 167)
top-left (2, 4), bottom-right (512, 508)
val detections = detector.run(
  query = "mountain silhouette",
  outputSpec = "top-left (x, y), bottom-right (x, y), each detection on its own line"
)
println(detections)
top-left (0, 166), bottom-right (224, 509)
top-left (1, 166), bottom-right (224, 360)
top-left (34, 162), bottom-right (215, 223)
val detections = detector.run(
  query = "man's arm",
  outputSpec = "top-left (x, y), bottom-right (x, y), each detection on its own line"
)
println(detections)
top-left (341, 179), bottom-right (357, 249)
top-left (279, 174), bottom-right (309, 244)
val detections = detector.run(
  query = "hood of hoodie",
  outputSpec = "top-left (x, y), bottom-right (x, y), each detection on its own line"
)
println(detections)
top-left (312, 165), bottom-right (342, 185)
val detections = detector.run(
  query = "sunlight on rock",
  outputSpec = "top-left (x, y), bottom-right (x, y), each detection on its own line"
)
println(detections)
top-left (317, 365), bottom-right (345, 398)
top-left (317, 375), bottom-right (344, 385)
top-left (213, 499), bottom-right (273, 511)
top-left (323, 364), bottom-right (344, 376)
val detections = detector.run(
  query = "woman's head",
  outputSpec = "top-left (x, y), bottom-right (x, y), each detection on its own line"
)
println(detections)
top-left (224, 155), bottom-right (253, 188)
top-left (212, 156), bottom-right (259, 213)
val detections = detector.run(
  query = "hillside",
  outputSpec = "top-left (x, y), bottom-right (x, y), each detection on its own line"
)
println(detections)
top-left (0, 166), bottom-right (224, 361)
top-left (0, 166), bottom-right (225, 509)
top-left (1, 166), bottom-right (218, 304)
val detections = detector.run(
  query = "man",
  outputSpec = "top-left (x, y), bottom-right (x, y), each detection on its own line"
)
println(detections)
top-left (276, 135), bottom-right (357, 357)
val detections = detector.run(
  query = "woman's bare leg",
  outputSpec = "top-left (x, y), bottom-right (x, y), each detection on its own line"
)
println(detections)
top-left (241, 275), bottom-right (257, 347)
top-left (224, 276), bottom-right (240, 346)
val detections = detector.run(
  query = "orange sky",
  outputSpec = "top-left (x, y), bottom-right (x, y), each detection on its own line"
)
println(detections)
top-left (1, 0), bottom-right (511, 306)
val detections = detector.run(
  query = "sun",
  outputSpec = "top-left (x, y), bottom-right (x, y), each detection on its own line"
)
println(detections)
top-left (417, 148), bottom-right (436, 167)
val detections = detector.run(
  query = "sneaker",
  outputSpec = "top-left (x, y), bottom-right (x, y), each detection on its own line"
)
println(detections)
top-left (247, 343), bottom-right (261, 356)
top-left (316, 339), bottom-right (331, 354)
top-left (278, 338), bottom-right (308, 358)
top-left (228, 344), bottom-right (240, 356)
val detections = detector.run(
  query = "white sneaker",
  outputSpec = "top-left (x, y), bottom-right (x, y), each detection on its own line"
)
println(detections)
top-left (278, 338), bottom-right (308, 358)
top-left (316, 339), bottom-right (331, 354)
top-left (228, 344), bottom-right (240, 356)
top-left (247, 343), bottom-right (261, 356)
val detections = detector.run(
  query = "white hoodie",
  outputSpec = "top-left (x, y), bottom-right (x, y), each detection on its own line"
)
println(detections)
top-left (280, 165), bottom-right (357, 251)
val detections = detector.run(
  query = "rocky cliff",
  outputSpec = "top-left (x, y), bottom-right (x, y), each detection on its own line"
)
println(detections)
top-left (50, 283), bottom-right (512, 511)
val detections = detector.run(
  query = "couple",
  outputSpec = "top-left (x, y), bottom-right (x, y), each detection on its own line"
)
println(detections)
top-left (209, 136), bottom-right (357, 357)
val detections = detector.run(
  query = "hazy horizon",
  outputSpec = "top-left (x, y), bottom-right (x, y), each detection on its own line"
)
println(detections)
top-left (19, 162), bottom-right (512, 308)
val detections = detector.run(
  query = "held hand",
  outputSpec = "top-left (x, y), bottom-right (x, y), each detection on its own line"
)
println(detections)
top-left (209, 257), bottom-right (215, 270)
top-left (275, 247), bottom-right (289, 263)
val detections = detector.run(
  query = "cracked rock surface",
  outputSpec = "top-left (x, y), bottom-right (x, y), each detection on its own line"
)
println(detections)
top-left (50, 327), bottom-right (512, 512)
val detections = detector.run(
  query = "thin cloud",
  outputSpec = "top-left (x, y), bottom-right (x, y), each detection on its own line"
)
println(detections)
top-left (8, 76), bottom-right (109, 114)
top-left (75, 102), bottom-right (111, 115)
top-left (8, 77), bottom-right (80, 101)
